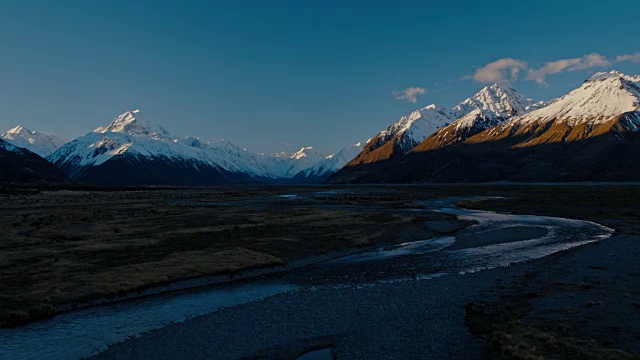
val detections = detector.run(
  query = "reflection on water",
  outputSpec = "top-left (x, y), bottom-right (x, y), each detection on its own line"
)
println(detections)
top-left (297, 348), bottom-right (332, 360)
top-left (278, 194), bottom-right (299, 199)
top-left (0, 283), bottom-right (297, 360)
top-left (333, 237), bottom-right (455, 263)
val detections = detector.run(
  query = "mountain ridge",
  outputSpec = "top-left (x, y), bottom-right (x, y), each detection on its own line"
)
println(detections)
top-left (0, 137), bottom-right (68, 182)
top-left (330, 70), bottom-right (640, 184)
top-left (1, 125), bottom-right (68, 157)
top-left (347, 81), bottom-right (536, 167)
top-left (48, 110), bottom-right (358, 185)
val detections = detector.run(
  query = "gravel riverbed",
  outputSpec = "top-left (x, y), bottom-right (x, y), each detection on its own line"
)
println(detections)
top-left (94, 233), bottom-right (640, 359)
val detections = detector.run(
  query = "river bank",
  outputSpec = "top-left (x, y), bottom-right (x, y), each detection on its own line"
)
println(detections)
top-left (90, 196), bottom-right (628, 360)
top-left (93, 236), bottom-right (640, 360)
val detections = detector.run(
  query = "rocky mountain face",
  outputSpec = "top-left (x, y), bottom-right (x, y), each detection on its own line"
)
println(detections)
top-left (347, 82), bottom-right (534, 167)
top-left (0, 138), bottom-right (67, 182)
top-left (330, 71), bottom-right (640, 183)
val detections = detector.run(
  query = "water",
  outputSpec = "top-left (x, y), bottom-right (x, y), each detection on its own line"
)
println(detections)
top-left (318, 204), bottom-right (612, 283)
top-left (297, 348), bottom-right (332, 360)
top-left (0, 283), bottom-right (296, 360)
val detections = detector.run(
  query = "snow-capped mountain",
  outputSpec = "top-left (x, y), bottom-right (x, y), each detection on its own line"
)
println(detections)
top-left (471, 71), bottom-right (640, 146)
top-left (378, 104), bottom-right (455, 152)
top-left (48, 109), bottom-right (345, 185)
top-left (1, 125), bottom-right (68, 157)
top-left (267, 146), bottom-right (329, 178)
top-left (414, 82), bottom-right (535, 152)
top-left (348, 105), bottom-right (454, 166)
top-left (49, 110), bottom-right (283, 185)
top-left (176, 136), bottom-right (282, 180)
top-left (331, 70), bottom-right (640, 183)
top-left (0, 137), bottom-right (67, 182)
top-left (348, 82), bottom-right (536, 166)
top-left (293, 142), bottom-right (364, 181)
top-left (451, 81), bottom-right (532, 119)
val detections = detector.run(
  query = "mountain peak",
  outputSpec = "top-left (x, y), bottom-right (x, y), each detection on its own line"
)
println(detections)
top-left (454, 81), bottom-right (532, 119)
top-left (381, 104), bottom-right (453, 144)
top-left (3, 125), bottom-right (31, 137)
top-left (291, 146), bottom-right (317, 160)
top-left (485, 81), bottom-right (516, 93)
top-left (1, 125), bottom-right (68, 157)
top-left (95, 109), bottom-right (171, 139)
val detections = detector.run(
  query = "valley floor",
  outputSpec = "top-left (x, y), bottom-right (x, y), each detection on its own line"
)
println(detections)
top-left (0, 184), bottom-right (470, 326)
top-left (1, 184), bottom-right (639, 359)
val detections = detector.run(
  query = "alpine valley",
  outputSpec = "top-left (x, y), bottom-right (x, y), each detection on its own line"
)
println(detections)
top-left (2, 70), bottom-right (640, 185)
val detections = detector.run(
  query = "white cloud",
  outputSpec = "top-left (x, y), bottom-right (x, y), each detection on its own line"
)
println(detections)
top-left (525, 53), bottom-right (611, 86)
top-left (616, 52), bottom-right (640, 63)
top-left (471, 58), bottom-right (528, 83)
top-left (393, 87), bottom-right (426, 104)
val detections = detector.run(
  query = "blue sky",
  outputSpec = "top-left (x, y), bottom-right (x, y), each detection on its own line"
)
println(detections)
top-left (0, 1), bottom-right (639, 154)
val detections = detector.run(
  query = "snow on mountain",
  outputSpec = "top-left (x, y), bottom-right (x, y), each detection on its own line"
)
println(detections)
top-left (474, 70), bottom-right (640, 145)
top-left (413, 82), bottom-right (538, 152)
top-left (48, 109), bottom-right (338, 184)
top-left (0, 137), bottom-right (21, 154)
top-left (294, 142), bottom-right (363, 180)
top-left (517, 71), bottom-right (640, 125)
top-left (50, 110), bottom-right (194, 172)
top-left (332, 70), bottom-right (640, 184)
top-left (525, 100), bottom-right (550, 112)
top-left (377, 104), bottom-right (455, 152)
top-left (49, 110), bottom-right (281, 182)
top-left (449, 81), bottom-right (534, 131)
top-left (350, 81), bottom-right (538, 166)
top-left (377, 81), bottom-right (534, 151)
top-left (94, 109), bottom-right (172, 139)
top-left (453, 82), bottom-right (533, 119)
top-left (192, 139), bottom-right (279, 179)
top-left (1, 125), bottom-right (68, 157)
top-left (265, 146), bottom-right (329, 178)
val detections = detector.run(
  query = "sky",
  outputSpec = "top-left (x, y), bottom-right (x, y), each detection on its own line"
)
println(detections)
top-left (0, 0), bottom-right (639, 154)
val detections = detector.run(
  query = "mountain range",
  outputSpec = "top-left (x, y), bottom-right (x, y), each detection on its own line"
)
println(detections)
top-left (348, 82), bottom-right (541, 167)
top-left (331, 70), bottom-right (640, 183)
top-left (2, 70), bottom-right (640, 185)
top-left (36, 110), bottom-right (358, 185)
